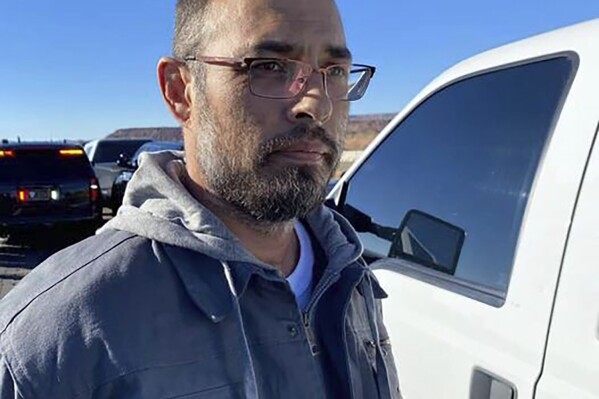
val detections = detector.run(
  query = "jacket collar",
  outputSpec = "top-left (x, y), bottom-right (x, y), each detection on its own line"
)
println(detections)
top-left (162, 244), bottom-right (283, 323)
top-left (159, 207), bottom-right (370, 323)
top-left (162, 244), bottom-right (235, 323)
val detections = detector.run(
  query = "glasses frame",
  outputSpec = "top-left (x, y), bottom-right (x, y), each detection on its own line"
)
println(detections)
top-left (183, 56), bottom-right (376, 101)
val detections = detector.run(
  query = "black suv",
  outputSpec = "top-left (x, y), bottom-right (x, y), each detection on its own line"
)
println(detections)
top-left (0, 142), bottom-right (103, 236)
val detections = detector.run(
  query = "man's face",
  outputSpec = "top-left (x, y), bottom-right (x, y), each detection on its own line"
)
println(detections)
top-left (186, 0), bottom-right (350, 224)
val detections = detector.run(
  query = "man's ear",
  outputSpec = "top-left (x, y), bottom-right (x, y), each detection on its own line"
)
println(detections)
top-left (157, 57), bottom-right (194, 124)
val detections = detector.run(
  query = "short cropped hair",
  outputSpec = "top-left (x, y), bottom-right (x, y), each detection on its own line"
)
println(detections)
top-left (173, 0), bottom-right (212, 58)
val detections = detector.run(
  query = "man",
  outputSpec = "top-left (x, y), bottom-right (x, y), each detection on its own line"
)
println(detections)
top-left (0, 0), bottom-right (400, 397)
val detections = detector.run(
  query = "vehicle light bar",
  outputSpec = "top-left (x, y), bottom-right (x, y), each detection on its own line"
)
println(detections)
top-left (17, 189), bottom-right (27, 202)
top-left (59, 149), bottom-right (84, 156)
top-left (0, 150), bottom-right (15, 158)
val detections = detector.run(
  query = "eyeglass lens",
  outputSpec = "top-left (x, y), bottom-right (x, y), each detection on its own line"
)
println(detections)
top-left (248, 60), bottom-right (371, 101)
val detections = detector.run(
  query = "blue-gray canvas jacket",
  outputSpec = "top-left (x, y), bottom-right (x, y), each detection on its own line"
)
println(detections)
top-left (0, 151), bottom-right (401, 398)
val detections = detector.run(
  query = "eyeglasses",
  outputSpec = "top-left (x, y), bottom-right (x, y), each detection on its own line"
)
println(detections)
top-left (183, 56), bottom-right (376, 101)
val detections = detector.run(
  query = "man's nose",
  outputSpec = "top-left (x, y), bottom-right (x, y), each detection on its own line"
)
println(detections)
top-left (286, 72), bottom-right (333, 124)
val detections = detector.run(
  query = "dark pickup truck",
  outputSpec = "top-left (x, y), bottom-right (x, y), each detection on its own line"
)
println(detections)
top-left (83, 138), bottom-right (152, 204)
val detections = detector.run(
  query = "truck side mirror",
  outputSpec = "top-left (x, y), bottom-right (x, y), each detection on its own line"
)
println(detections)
top-left (389, 210), bottom-right (466, 275)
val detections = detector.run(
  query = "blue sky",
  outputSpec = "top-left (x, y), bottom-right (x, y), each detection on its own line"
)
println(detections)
top-left (0, 1), bottom-right (597, 141)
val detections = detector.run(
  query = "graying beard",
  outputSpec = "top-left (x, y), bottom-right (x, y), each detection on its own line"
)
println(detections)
top-left (192, 87), bottom-right (337, 229)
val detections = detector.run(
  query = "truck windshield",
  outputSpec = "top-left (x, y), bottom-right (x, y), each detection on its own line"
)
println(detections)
top-left (94, 141), bottom-right (150, 163)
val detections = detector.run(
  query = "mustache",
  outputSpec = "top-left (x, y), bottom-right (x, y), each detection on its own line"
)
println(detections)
top-left (258, 125), bottom-right (341, 164)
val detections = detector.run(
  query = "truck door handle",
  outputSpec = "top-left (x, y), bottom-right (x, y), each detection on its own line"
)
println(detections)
top-left (470, 369), bottom-right (516, 399)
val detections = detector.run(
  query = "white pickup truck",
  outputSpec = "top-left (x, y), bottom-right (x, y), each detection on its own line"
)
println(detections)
top-left (329, 18), bottom-right (599, 399)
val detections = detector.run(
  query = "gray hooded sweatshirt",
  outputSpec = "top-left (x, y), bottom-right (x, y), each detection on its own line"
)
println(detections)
top-left (0, 151), bottom-right (400, 399)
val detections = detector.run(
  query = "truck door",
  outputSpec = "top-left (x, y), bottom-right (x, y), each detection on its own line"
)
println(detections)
top-left (535, 121), bottom-right (599, 398)
top-left (332, 54), bottom-right (584, 398)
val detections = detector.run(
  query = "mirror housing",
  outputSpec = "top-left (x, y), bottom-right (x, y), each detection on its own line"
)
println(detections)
top-left (389, 210), bottom-right (466, 275)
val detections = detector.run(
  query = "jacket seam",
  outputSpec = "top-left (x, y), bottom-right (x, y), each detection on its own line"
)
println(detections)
top-left (72, 350), bottom-right (254, 399)
top-left (70, 337), bottom-right (306, 399)
top-left (0, 233), bottom-right (139, 336)
top-left (164, 382), bottom-right (243, 399)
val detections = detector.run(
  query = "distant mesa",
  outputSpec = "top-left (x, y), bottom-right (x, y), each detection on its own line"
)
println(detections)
top-left (107, 127), bottom-right (183, 141)
top-left (106, 113), bottom-right (395, 152)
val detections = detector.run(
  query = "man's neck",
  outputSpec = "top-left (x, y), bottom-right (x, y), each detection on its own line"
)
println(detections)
top-left (220, 212), bottom-right (300, 277)
top-left (185, 178), bottom-right (300, 277)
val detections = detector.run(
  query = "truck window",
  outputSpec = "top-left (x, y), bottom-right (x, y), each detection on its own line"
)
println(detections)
top-left (342, 55), bottom-right (576, 294)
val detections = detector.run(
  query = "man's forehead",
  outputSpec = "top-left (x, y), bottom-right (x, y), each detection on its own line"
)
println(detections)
top-left (250, 40), bottom-right (352, 61)
top-left (204, 0), bottom-right (346, 56)
top-left (245, 0), bottom-right (341, 18)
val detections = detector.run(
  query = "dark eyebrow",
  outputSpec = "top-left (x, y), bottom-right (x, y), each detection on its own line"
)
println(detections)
top-left (253, 40), bottom-right (295, 55)
top-left (327, 45), bottom-right (353, 61)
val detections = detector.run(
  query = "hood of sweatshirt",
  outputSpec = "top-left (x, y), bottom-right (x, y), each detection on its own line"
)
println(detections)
top-left (99, 150), bottom-right (363, 272)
